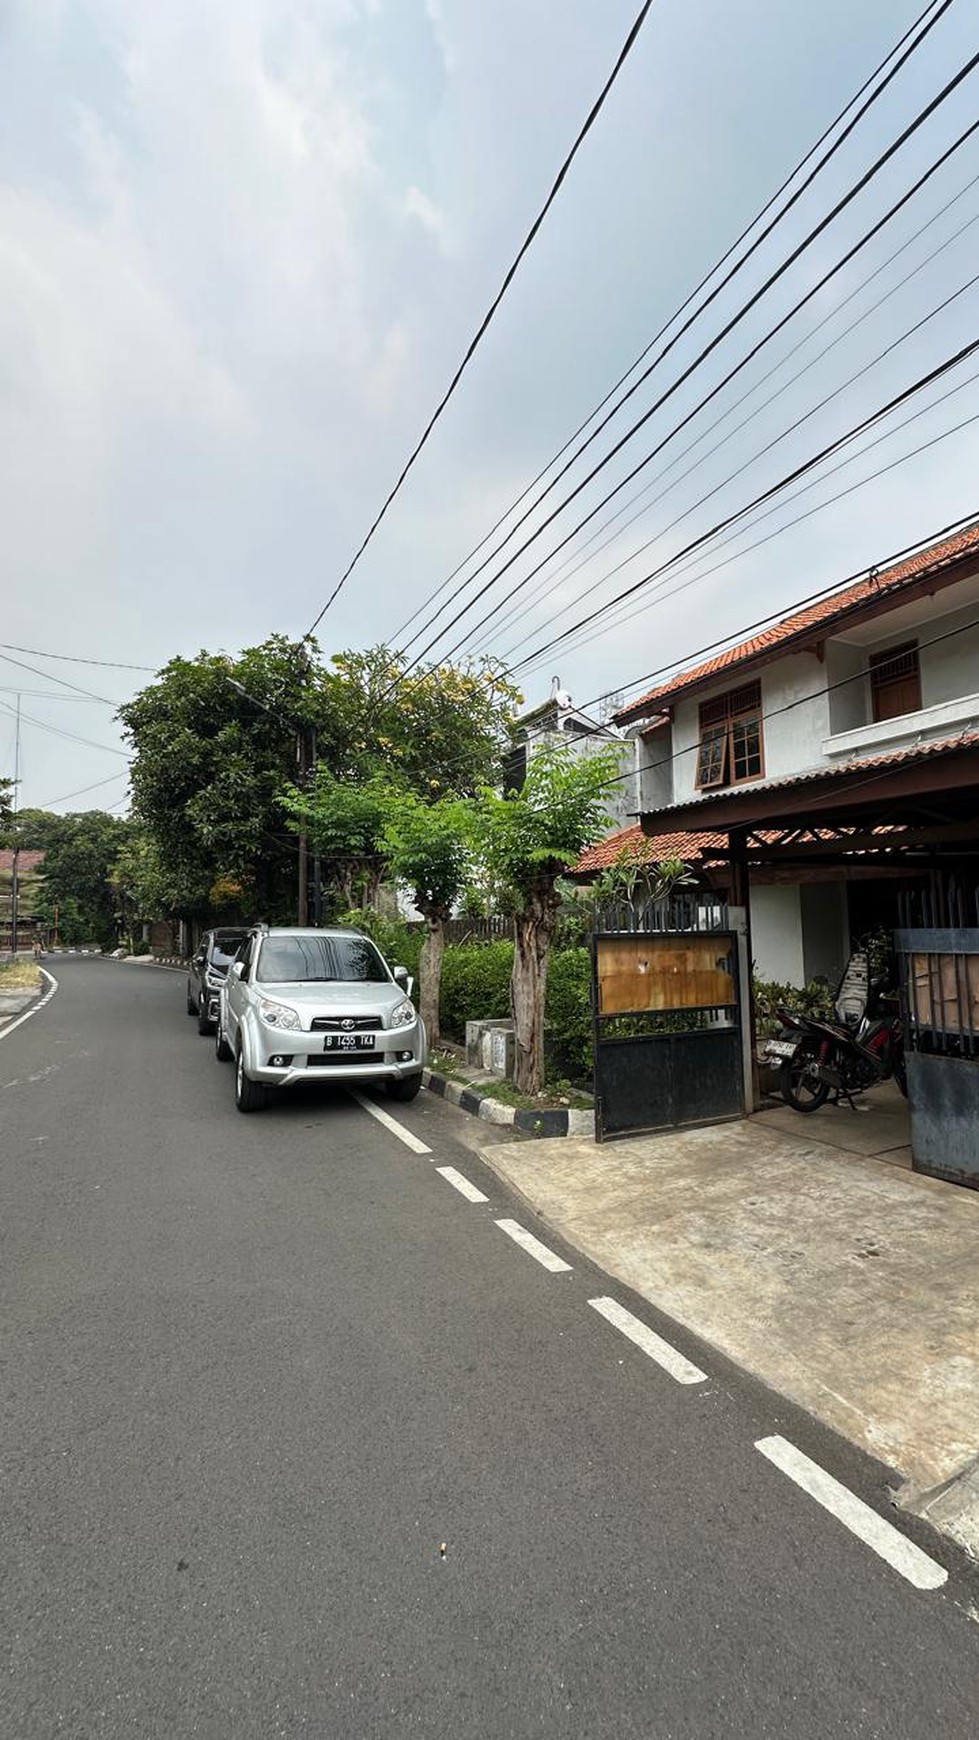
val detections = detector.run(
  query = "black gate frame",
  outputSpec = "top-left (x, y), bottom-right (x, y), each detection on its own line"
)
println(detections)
top-left (591, 894), bottom-right (745, 1142)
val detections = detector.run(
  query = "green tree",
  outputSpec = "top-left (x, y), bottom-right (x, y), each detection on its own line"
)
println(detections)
top-left (108, 827), bottom-right (170, 951)
top-left (280, 769), bottom-right (392, 912)
top-left (29, 811), bottom-right (130, 949)
top-left (382, 791), bottom-right (472, 1048)
top-left (319, 648), bottom-right (520, 795)
top-left (119, 637), bottom-right (323, 922)
top-left (121, 640), bottom-right (519, 927)
top-left (471, 746), bottom-right (620, 1094)
top-left (0, 777), bottom-right (14, 833)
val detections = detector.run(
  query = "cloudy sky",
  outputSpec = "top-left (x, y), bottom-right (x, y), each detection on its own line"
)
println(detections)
top-left (2, 0), bottom-right (978, 808)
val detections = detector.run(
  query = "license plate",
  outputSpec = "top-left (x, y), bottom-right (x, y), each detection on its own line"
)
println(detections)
top-left (765, 1040), bottom-right (798, 1060)
top-left (323, 1033), bottom-right (378, 1051)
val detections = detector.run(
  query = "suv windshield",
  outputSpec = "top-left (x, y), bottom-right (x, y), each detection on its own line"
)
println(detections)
top-left (256, 935), bottom-right (390, 985)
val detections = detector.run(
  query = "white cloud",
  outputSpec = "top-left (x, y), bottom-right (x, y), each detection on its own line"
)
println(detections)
top-left (403, 183), bottom-right (447, 243)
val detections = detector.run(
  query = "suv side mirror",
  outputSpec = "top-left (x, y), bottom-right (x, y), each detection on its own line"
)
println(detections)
top-left (231, 961), bottom-right (245, 979)
top-left (393, 965), bottom-right (409, 988)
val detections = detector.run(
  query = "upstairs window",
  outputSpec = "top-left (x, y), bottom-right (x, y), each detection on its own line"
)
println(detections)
top-left (869, 641), bottom-right (921, 723)
top-left (696, 680), bottom-right (764, 789)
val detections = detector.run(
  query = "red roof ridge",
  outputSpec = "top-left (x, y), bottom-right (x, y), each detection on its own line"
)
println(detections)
top-left (616, 519), bottom-right (979, 723)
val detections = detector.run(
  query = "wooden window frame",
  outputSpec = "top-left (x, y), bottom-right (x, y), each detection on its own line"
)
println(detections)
top-left (696, 680), bottom-right (764, 790)
top-left (868, 641), bottom-right (921, 723)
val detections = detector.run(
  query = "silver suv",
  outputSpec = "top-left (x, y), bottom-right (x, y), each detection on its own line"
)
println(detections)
top-left (216, 927), bottom-right (426, 1113)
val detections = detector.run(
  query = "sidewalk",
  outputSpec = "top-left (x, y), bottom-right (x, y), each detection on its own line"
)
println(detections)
top-left (479, 1102), bottom-right (979, 1557)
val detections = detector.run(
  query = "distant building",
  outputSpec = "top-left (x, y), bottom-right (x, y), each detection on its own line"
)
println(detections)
top-left (508, 677), bottom-right (634, 835)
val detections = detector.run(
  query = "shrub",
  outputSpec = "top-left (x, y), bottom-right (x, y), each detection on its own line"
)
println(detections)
top-left (439, 941), bottom-right (514, 1042)
top-left (753, 975), bottom-right (834, 1039)
top-left (545, 948), bottom-right (593, 1082)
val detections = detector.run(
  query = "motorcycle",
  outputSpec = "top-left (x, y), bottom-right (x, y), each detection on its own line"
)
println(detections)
top-left (763, 949), bottom-right (907, 1114)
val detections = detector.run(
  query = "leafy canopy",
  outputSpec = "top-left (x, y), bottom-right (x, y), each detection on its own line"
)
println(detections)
top-left (382, 791), bottom-right (472, 921)
top-left (472, 745), bottom-right (622, 907)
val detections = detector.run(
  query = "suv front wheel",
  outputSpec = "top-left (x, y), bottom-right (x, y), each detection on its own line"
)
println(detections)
top-left (387, 1072), bottom-right (423, 1102)
top-left (235, 1044), bottom-right (268, 1113)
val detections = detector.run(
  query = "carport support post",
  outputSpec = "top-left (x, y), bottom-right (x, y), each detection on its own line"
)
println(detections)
top-left (728, 827), bottom-right (759, 1112)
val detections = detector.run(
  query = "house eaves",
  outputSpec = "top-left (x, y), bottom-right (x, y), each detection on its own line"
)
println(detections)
top-left (615, 520), bottom-right (979, 725)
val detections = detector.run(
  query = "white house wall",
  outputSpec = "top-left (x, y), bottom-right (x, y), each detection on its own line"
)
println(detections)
top-left (749, 884), bottom-right (805, 986)
top-left (915, 602), bottom-right (979, 708)
top-left (671, 654), bottom-right (832, 802)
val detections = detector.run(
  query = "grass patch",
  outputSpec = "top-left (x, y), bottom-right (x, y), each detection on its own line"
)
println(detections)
top-left (0, 961), bottom-right (41, 991)
top-left (475, 1078), bottom-right (593, 1113)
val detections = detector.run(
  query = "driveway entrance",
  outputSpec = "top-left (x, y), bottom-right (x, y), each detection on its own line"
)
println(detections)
top-left (753, 1079), bottom-right (911, 1168)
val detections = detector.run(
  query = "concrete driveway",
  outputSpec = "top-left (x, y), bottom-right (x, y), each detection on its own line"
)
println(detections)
top-left (481, 1104), bottom-right (979, 1557)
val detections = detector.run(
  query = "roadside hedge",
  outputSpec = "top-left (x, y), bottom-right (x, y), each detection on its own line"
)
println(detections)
top-left (339, 917), bottom-right (595, 1083)
top-left (439, 940), bottom-right (514, 1042)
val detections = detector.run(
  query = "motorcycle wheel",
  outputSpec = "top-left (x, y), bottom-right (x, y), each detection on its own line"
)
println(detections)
top-left (780, 1039), bottom-right (831, 1113)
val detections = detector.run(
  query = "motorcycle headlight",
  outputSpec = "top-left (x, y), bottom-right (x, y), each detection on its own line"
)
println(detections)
top-left (388, 997), bottom-right (415, 1028)
top-left (259, 999), bottom-right (301, 1031)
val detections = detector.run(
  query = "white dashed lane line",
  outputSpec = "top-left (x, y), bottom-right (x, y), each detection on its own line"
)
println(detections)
top-left (351, 1092), bottom-right (432, 1154)
top-left (755, 1435), bottom-right (948, 1591)
top-left (588, 1296), bottom-right (707, 1386)
top-left (495, 1219), bottom-right (572, 1273)
top-left (436, 1165), bottom-right (488, 1203)
top-left (0, 968), bottom-right (59, 1044)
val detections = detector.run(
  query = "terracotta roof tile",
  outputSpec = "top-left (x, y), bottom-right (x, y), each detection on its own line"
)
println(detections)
top-left (574, 824), bottom-right (726, 876)
top-left (616, 520), bottom-right (979, 722)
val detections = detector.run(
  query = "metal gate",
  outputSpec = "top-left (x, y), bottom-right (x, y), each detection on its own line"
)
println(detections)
top-left (896, 879), bottom-right (979, 1187)
top-left (591, 894), bottom-right (744, 1142)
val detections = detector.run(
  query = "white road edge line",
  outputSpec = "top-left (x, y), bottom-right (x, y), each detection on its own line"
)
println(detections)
top-left (350, 1091), bottom-right (432, 1154)
top-left (0, 967), bottom-right (59, 1044)
top-left (588, 1296), bottom-right (707, 1385)
top-left (755, 1434), bottom-right (947, 1591)
top-left (435, 1165), bottom-right (488, 1204)
top-left (495, 1218), bottom-right (571, 1273)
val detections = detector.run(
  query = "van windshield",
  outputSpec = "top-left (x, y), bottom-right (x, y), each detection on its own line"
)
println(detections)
top-left (211, 936), bottom-right (247, 968)
top-left (256, 935), bottom-right (389, 985)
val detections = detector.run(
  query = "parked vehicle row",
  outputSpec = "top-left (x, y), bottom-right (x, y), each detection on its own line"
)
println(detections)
top-left (187, 925), bottom-right (426, 1114)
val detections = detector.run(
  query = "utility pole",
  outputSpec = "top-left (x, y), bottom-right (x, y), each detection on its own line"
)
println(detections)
top-left (9, 694), bottom-right (21, 958)
top-left (310, 727), bottom-right (322, 926)
top-left (296, 727), bottom-right (308, 927)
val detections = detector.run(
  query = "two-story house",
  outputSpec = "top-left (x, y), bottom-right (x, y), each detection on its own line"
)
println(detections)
top-left (578, 518), bottom-right (979, 988)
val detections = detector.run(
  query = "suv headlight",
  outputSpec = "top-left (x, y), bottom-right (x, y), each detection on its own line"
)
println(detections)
top-left (259, 998), bottom-right (301, 1031)
top-left (388, 997), bottom-right (416, 1028)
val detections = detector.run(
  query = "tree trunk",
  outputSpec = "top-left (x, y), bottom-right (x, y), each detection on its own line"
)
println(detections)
top-left (418, 913), bottom-right (445, 1052)
top-left (511, 880), bottom-right (558, 1095)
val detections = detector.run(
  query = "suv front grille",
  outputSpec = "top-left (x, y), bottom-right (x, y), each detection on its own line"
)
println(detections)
top-left (310, 1015), bottom-right (382, 1032)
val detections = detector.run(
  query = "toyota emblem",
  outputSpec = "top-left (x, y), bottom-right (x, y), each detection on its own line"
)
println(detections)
top-left (341, 1018), bottom-right (356, 1030)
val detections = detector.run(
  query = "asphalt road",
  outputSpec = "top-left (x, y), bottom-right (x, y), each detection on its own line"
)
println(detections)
top-left (3, 957), bottom-right (979, 1739)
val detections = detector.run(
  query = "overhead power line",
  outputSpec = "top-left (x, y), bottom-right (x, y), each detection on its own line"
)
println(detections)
top-left (570, 506), bottom-right (979, 724)
top-left (388, 0), bottom-right (954, 655)
top-left (425, 98), bottom-right (979, 670)
top-left (32, 772), bottom-right (131, 810)
top-left (508, 337), bottom-right (979, 673)
top-left (393, 0), bottom-right (960, 667)
top-left (475, 176), bottom-right (979, 656)
top-left (523, 393), bottom-right (979, 672)
top-left (498, 264), bottom-right (979, 663)
top-left (0, 695), bottom-right (130, 759)
top-left (301, 0), bottom-right (663, 642)
top-left (0, 648), bottom-right (120, 706)
top-left (0, 641), bottom-right (155, 672)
